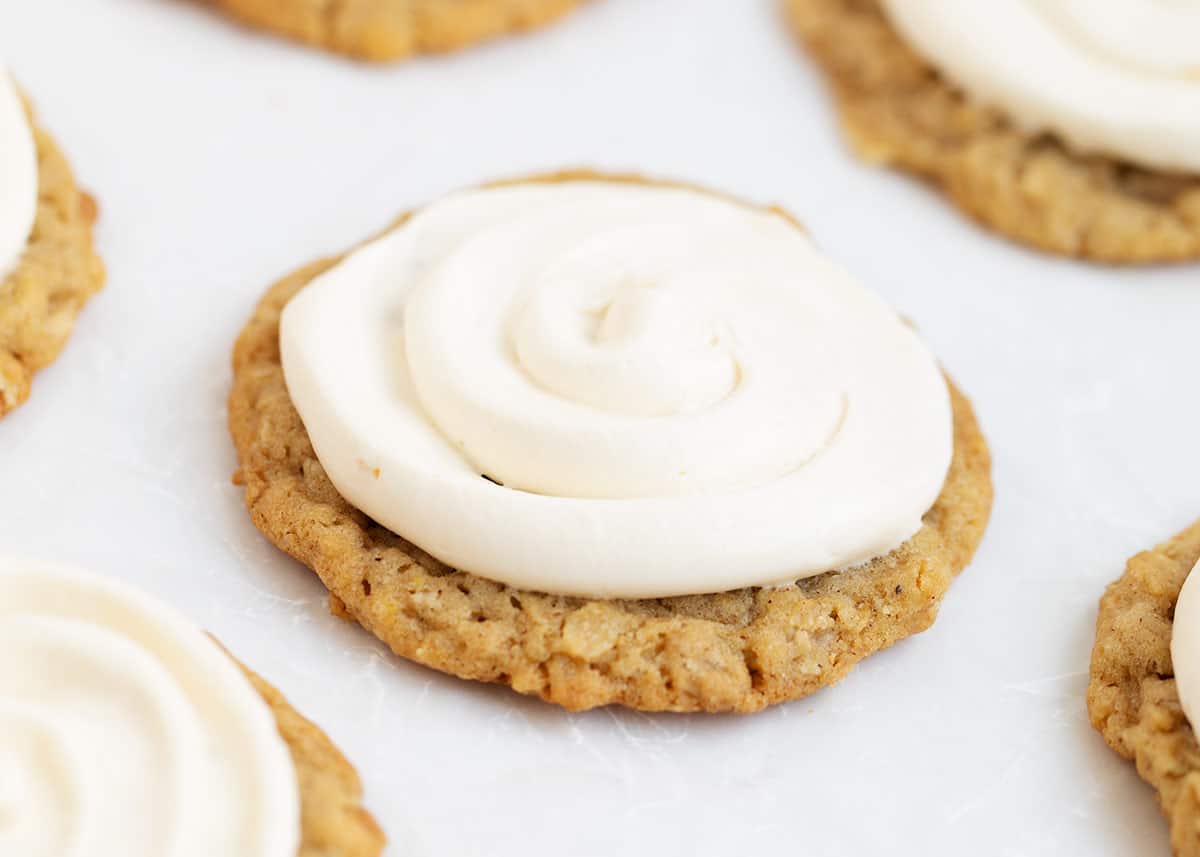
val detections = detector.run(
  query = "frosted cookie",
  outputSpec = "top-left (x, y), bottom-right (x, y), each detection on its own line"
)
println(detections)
top-left (0, 69), bottom-right (104, 418)
top-left (783, 0), bottom-right (1200, 264)
top-left (0, 559), bottom-right (385, 857)
top-left (1089, 522), bottom-right (1200, 855)
top-left (208, 0), bottom-right (585, 62)
top-left (228, 172), bottom-right (993, 713)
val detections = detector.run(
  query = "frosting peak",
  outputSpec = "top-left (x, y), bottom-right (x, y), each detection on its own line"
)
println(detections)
top-left (513, 267), bottom-right (738, 419)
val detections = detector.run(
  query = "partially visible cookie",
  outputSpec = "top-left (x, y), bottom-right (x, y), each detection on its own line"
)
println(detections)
top-left (0, 97), bottom-right (104, 417)
top-left (783, 0), bottom-right (1200, 263)
top-left (1088, 521), bottom-right (1200, 856)
top-left (207, 0), bottom-right (585, 62)
top-left (238, 660), bottom-right (386, 857)
top-left (0, 559), bottom-right (384, 857)
top-left (228, 172), bottom-right (994, 714)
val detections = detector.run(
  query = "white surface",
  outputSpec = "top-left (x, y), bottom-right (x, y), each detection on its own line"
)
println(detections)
top-left (1, 1), bottom-right (1197, 854)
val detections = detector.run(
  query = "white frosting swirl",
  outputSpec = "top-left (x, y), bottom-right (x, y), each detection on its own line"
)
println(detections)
top-left (0, 65), bottom-right (37, 279)
top-left (0, 560), bottom-right (300, 857)
top-left (878, 0), bottom-right (1200, 173)
top-left (1173, 559), bottom-right (1200, 736)
top-left (281, 181), bottom-right (952, 599)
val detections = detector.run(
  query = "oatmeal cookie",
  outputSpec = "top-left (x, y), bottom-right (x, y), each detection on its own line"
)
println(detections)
top-left (783, 0), bottom-right (1200, 263)
top-left (228, 174), bottom-right (993, 713)
top-left (236, 658), bottom-right (386, 857)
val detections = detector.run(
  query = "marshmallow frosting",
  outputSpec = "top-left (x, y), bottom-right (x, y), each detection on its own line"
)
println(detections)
top-left (0, 560), bottom-right (300, 857)
top-left (281, 181), bottom-right (953, 599)
top-left (1172, 560), bottom-right (1200, 735)
top-left (0, 66), bottom-right (37, 279)
top-left (878, 0), bottom-right (1200, 173)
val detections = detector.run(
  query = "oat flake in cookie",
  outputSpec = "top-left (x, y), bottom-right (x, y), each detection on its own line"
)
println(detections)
top-left (208, 0), bottom-right (586, 62)
top-left (228, 172), bottom-right (993, 713)
top-left (784, 0), bottom-right (1200, 263)
top-left (0, 559), bottom-right (384, 857)
top-left (0, 66), bottom-right (103, 417)
top-left (1089, 521), bottom-right (1200, 856)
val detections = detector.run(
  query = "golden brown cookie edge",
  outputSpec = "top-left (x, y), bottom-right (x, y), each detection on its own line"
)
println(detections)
top-left (227, 171), bottom-right (994, 713)
top-left (782, 0), bottom-right (1200, 264)
top-left (0, 96), bottom-right (105, 417)
top-left (233, 655), bottom-right (386, 857)
top-left (208, 0), bottom-right (585, 62)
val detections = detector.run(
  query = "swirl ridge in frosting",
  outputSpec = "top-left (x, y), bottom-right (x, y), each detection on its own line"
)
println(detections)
top-left (281, 180), bottom-right (953, 599)
top-left (0, 560), bottom-right (300, 857)
top-left (878, 0), bottom-right (1200, 173)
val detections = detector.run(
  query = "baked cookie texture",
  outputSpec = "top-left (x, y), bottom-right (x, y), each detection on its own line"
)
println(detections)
top-left (1089, 521), bottom-right (1200, 857)
top-left (228, 175), bottom-right (993, 714)
top-left (236, 658), bottom-right (385, 857)
top-left (208, 0), bottom-right (584, 61)
top-left (783, 0), bottom-right (1200, 264)
top-left (0, 99), bottom-right (104, 417)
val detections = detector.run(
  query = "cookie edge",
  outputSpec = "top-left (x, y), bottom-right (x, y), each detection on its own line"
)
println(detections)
top-left (209, 0), bottom-right (585, 62)
top-left (1087, 521), bottom-right (1200, 856)
top-left (781, 0), bottom-right (1200, 264)
top-left (233, 653), bottom-right (387, 857)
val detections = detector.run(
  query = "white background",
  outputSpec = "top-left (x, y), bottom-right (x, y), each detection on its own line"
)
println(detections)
top-left (2, 1), bottom-right (1198, 854)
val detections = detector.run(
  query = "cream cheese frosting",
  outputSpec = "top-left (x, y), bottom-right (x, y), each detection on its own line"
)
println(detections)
top-left (0, 559), bottom-right (300, 857)
top-left (878, 1), bottom-right (1200, 174)
top-left (0, 65), bottom-right (37, 279)
top-left (281, 181), bottom-right (953, 599)
top-left (1172, 559), bottom-right (1200, 736)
